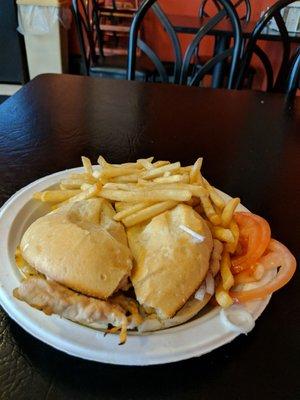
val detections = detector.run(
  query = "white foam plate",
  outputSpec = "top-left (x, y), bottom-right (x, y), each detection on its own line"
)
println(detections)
top-left (0, 168), bottom-right (273, 365)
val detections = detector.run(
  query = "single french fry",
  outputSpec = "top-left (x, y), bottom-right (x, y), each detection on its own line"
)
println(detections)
top-left (152, 161), bottom-right (170, 168)
top-left (69, 172), bottom-right (96, 181)
top-left (114, 202), bottom-right (132, 212)
top-left (110, 174), bottom-right (139, 183)
top-left (134, 184), bottom-right (218, 223)
top-left (179, 166), bottom-right (192, 173)
top-left (215, 282), bottom-right (234, 308)
top-left (203, 178), bottom-right (225, 209)
top-left (225, 220), bottom-right (240, 253)
top-left (198, 189), bottom-right (222, 225)
top-left (212, 226), bottom-right (235, 243)
top-left (122, 201), bottom-right (178, 227)
top-left (137, 178), bottom-right (149, 185)
top-left (97, 155), bottom-right (108, 168)
top-left (36, 190), bottom-right (81, 203)
top-left (137, 157), bottom-right (154, 170)
top-left (112, 162), bottom-right (141, 168)
top-left (100, 188), bottom-right (192, 202)
top-left (114, 201), bottom-right (154, 221)
top-left (140, 162), bottom-right (181, 180)
top-left (153, 174), bottom-right (189, 184)
top-left (100, 166), bottom-right (141, 179)
top-left (234, 264), bottom-right (265, 285)
top-left (80, 183), bottom-right (93, 191)
top-left (220, 251), bottom-right (234, 290)
top-left (81, 156), bottom-right (93, 175)
top-left (132, 182), bottom-right (205, 196)
top-left (67, 183), bottom-right (102, 203)
top-left (190, 157), bottom-right (203, 184)
top-left (103, 182), bottom-right (138, 191)
top-left (60, 179), bottom-right (87, 189)
top-left (210, 239), bottom-right (223, 277)
top-left (221, 198), bottom-right (240, 227)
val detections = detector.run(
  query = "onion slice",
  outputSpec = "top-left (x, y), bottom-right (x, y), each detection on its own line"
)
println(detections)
top-left (230, 239), bottom-right (296, 303)
top-left (205, 272), bottom-right (215, 295)
top-left (195, 283), bottom-right (206, 301)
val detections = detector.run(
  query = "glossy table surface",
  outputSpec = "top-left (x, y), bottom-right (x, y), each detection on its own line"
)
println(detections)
top-left (0, 74), bottom-right (299, 400)
top-left (168, 14), bottom-right (300, 42)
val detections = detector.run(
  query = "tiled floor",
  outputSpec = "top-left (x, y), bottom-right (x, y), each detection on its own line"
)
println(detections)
top-left (0, 84), bottom-right (22, 96)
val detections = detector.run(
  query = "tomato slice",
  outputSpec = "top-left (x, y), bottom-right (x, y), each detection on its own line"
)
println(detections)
top-left (230, 239), bottom-right (296, 303)
top-left (231, 212), bottom-right (271, 274)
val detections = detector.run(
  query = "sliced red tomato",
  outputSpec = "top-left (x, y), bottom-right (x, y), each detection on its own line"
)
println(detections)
top-left (231, 212), bottom-right (271, 274)
top-left (230, 239), bottom-right (296, 303)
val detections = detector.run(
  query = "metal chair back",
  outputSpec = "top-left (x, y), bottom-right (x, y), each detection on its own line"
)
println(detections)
top-left (199, 0), bottom-right (251, 22)
top-left (127, 0), bottom-right (242, 88)
top-left (71, 0), bottom-right (101, 75)
top-left (286, 47), bottom-right (300, 97)
top-left (236, 0), bottom-right (297, 91)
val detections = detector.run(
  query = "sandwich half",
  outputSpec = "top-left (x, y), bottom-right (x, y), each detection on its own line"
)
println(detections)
top-left (127, 204), bottom-right (214, 329)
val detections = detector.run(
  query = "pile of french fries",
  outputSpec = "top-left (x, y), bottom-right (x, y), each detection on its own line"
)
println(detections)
top-left (33, 156), bottom-right (241, 308)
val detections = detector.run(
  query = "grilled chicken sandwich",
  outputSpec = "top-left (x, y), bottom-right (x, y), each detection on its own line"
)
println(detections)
top-left (14, 198), bottom-right (220, 340)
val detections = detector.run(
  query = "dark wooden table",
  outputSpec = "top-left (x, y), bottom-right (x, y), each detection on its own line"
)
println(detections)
top-left (0, 74), bottom-right (299, 400)
top-left (168, 14), bottom-right (300, 42)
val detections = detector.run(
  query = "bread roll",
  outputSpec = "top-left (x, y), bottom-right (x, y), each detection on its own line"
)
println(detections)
top-left (20, 198), bottom-right (132, 299)
top-left (127, 204), bottom-right (213, 319)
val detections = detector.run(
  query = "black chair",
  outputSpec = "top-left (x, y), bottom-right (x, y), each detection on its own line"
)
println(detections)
top-left (127, 0), bottom-right (242, 88)
top-left (286, 47), bottom-right (300, 97)
top-left (71, 0), bottom-right (150, 80)
top-left (199, 0), bottom-right (251, 22)
top-left (236, 0), bottom-right (298, 92)
top-left (197, 0), bottom-right (252, 87)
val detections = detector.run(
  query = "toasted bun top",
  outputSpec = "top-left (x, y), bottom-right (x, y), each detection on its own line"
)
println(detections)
top-left (20, 198), bottom-right (132, 299)
top-left (127, 204), bottom-right (213, 319)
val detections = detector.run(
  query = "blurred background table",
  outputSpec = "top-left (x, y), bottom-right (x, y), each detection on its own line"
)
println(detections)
top-left (169, 14), bottom-right (300, 42)
top-left (0, 74), bottom-right (299, 400)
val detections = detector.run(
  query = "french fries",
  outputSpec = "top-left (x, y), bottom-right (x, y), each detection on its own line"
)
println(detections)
top-left (203, 178), bottom-right (225, 210)
top-left (114, 202), bottom-right (154, 221)
top-left (137, 157), bottom-right (154, 170)
top-left (153, 174), bottom-right (189, 184)
top-left (190, 157), bottom-right (203, 184)
top-left (60, 179), bottom-right (88, 189)
top-left (215, 282), bottom-right (234, 308)
top-left (33, 190), bottom-right (81, 202)
top-left (100, 188), bottom-right (192, 202)
top-left (121, 201), bottom-right (178, 227)
top-left (81, 156), bottom-right (93, 175)
top-left (100, 166), bottom-right (140, 179)
top-left (67, 183), bottom-right (102, 204)
top-left (212, 226), bottom-right (235, 243)
top-left (220, 251), bottom-right (234, 290)
top-left (140, 162), bottom-right (181, 180)
top-left (225, 220), bottom-right (240, 253)
top-left (221, 197), bottom-right (240, 227)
